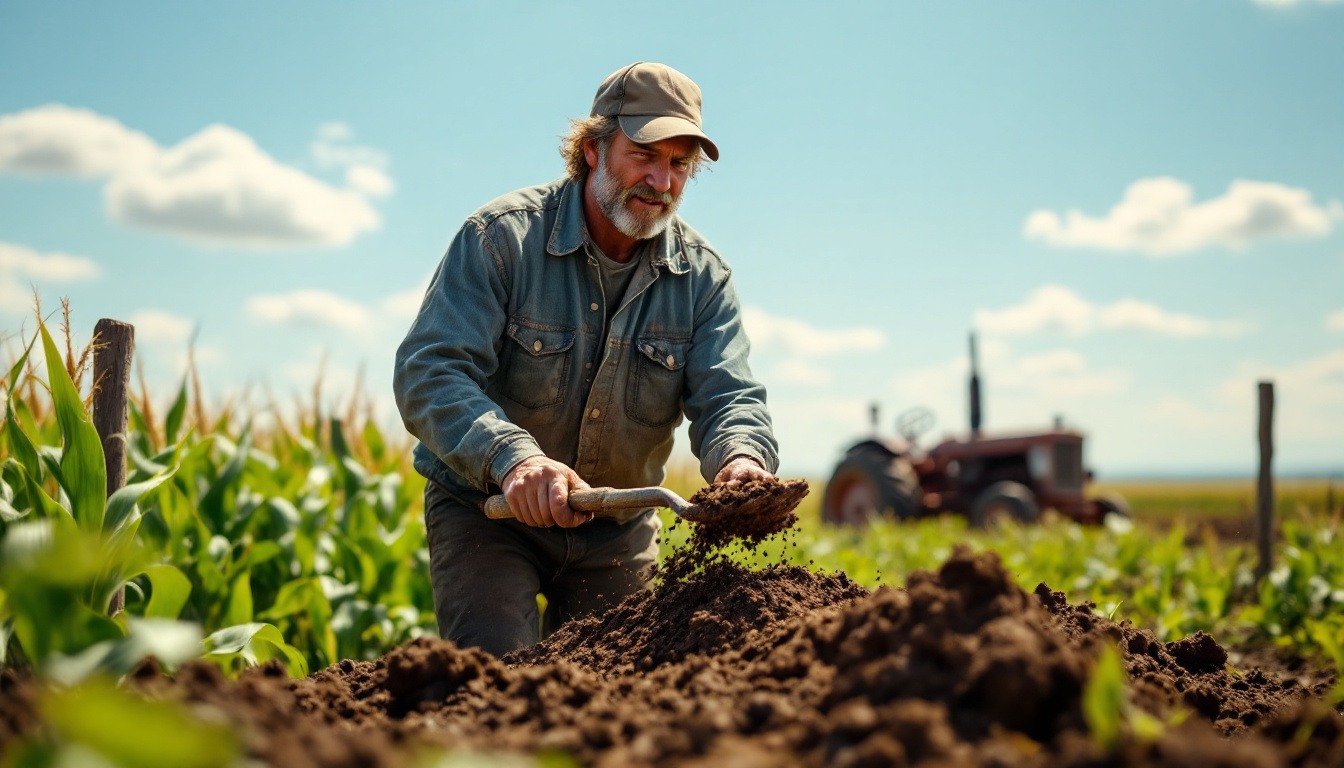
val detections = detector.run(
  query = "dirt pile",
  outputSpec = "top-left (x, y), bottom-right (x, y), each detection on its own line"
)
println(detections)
top-left (508, 561), bottom-right (867, 673)
top-left (3, 512), bottom-right (1342, 768)
top-left (5, 550), bottom-right (1339, 767)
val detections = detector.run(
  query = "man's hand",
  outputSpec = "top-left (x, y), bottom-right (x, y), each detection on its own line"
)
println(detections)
top-left (714, 455), bottom-right (774, 486)
top-left (501, 456), bottom-right (592, 528)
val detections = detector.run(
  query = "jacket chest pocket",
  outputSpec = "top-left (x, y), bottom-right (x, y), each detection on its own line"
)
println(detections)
top-left (625, 337), bottom-right (689, 427)
top-left (502, 318), bottom-right (574, 409)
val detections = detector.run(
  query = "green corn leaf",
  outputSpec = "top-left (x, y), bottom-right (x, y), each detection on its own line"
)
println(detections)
top-left (198, 433), bottom-right (251, 534)
top-left (140, 565), bottom-right (192, 620)
top-left (2, 335), bottom-right (35, 393)
top-left (1083, 644), bottom-right (1126, 752)
top-left (4, 400), bottom-right (44, 484)
top-left (38, 322), bottom-right (106, 534)
top-left (42, 675), bottom-right (237, 768)
top-left (202, 622), bottom-right (307, 678)
top-left (363, 419), bottom-right (385, 462)
top-left (45, 619), bottom-right (203, 684)
top-left (19, 460), bottom-right (72, 524)
top-left (103, 452), bottom-right (182, 539)
top-left (164, 377), bottom-right (189, 445)
top-left (222, 570), bottom-right (253, 627)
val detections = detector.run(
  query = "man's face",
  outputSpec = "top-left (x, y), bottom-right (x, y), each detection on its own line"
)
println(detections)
top-left (589, 131), bottom-right (698, 240)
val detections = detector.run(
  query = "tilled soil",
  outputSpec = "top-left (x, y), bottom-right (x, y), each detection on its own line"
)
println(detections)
top-left (2, 523), bottom-right (1342, 766)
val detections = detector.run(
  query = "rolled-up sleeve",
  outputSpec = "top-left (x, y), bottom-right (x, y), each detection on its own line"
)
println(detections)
top-left (681, 269), bottom-right (780, 482)
top-left (393, 219), bottom-right (543, 491)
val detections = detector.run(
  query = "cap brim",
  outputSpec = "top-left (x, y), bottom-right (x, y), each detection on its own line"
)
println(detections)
top-left (619, 114), bottom-right (719, 162)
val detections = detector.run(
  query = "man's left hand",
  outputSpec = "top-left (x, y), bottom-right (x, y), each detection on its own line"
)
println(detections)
top-left (714, 455), bottom-right (773, 486)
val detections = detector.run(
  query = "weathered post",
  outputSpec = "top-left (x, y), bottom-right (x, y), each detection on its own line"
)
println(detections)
top-left (1255, 381), bottom-right (1274, 580)
top-left (92, 318), bottom-right (134, 614)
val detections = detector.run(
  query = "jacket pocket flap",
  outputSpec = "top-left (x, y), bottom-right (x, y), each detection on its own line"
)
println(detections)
top-left (507, 321), bottom-right (575, 357)
top-left (636, 338), bottom-right (689, 371)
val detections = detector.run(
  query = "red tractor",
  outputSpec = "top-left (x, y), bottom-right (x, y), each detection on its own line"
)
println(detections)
top-left (822, 334), bottom-right (1129, 527)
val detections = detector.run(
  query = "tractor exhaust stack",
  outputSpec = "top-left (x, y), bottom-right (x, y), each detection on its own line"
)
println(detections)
top-left (969, 332), bottom-right (983, 438)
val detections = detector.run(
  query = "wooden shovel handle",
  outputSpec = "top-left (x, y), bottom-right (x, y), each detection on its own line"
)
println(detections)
top-left (481, 487), bottom-right (684, 520)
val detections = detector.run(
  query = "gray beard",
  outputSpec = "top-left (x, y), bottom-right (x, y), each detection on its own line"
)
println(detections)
top-left (592, 144), bottom-right (682, 241)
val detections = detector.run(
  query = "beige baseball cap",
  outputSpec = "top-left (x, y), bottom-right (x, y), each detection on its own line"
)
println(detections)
top-left (590, 62), bottom-right (719, 161)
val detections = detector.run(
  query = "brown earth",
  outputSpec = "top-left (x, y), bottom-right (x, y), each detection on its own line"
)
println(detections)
top-left (1, 481), bottom-right (1342, 767)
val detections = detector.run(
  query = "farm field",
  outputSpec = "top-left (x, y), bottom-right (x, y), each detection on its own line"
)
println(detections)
top-left (1, 324), bottom-right (1342, 767)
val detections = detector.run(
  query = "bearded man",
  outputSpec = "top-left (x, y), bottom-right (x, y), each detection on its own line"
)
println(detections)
top-left (394, 62), bottom-right (778, 657)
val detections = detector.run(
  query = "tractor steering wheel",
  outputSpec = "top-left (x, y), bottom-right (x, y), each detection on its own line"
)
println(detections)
top-left (895, 407), bottom-right (935, 446)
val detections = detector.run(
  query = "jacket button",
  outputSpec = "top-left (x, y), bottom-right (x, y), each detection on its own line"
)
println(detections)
top-left (590, 408), bottom-right (601, 419)
top-left (532, 340), bottom-right (542, 352)
top-left (666, 355), bottom-right (675, 367)
top-left (590, 302), bottom-right (599, 311)
top-left (584, 362), bottom-right (592, 369)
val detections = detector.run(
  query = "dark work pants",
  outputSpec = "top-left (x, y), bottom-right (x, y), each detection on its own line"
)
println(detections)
top-left (423, 481), bottom-right (661, 658)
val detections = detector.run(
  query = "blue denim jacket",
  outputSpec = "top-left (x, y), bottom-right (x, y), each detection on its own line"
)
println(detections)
top-left (394, 177), bottom-right (778, 505)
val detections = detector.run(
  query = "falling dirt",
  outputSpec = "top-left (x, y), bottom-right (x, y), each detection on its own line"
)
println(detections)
top-left (2, 510), bottom-right (1342, 767)
top-left (662, 477), bottom-right (809, 582)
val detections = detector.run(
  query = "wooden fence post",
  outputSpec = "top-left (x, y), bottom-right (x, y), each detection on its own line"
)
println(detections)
top-left (1255, 381), bottom-right (1275, 580)
top-left (92, 318), bottom-right (134, 615)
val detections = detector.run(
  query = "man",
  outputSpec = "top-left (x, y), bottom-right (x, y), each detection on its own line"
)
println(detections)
top-left (394, 62), bottom-right (778, 657)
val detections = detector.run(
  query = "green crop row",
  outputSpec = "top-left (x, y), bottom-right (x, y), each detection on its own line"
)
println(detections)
top-left (659, 481), bottom-right (1344, 673)
top-left (1, 320), bottom-right (434, 682)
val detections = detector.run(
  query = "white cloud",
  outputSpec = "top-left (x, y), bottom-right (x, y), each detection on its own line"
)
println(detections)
top-left (771, 358), bottom-right (833, 386)
top-left (382, 283), bottom-right (428, 319)
top-left (1253, 0), bottom-right (1343, 6)
top-left (1326, 310), bottom-right (1344, 332)
top-left (1097, 299), bottom-right (1247, 337)
top-left (0, 104), bottom-right (158, 177)
top-left (106, 125), bottom-right (381, 248)
top-left (345, 164), bottom-right (395, 197)
top-left (311, 123), bottom-right (390, 171)
top-left (1024, 177), bottom-right (1339, 256)
top-left (975, 285), bottom-right (1248, 338)
top-left (316, 122), bottom-right (352, 142)
top-left (1209, 349), bottom-right (1344, 444)
top-left (0, 240), bottom-right (101, 311)
top-left (895, 340), bottom-right (1128, 435)
top-left (126, 309), bottom-right (194, 344)
top-left (743, 306), bottom-right (885, 356)
top-left (246, 277), bottom-right (432, 337)
top-left (974, 285), bottom-right (1093, 336)
top-left (1149, 395), bottom-right (1238, 435)
top-left (246, 289), bottom-right (372, 333)
top-left (0, 105), bottom-right (390, 249)
top-left (743, 306), bottom-right (885, 390)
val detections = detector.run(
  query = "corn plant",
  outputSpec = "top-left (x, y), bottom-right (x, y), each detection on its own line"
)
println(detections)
top-left (0, 320), bottom-right (305, 679)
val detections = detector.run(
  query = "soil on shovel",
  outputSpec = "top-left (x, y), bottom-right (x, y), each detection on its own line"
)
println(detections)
top-left (684, 477), bottom-right (809, 550)
top-left (662, 477), bottom-right (809, 581)
top-left (2, 523), bottom-right (1342, 767)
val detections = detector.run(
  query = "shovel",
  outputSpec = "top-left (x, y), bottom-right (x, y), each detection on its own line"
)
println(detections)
top-left (482, 481), bottom-right (810, 525)
top-left (482, 486), bottom-right (716, 523)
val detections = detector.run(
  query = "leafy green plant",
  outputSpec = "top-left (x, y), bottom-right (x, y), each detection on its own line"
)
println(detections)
top-left (3, 675), bottom-right (238, 768)
top-left (0, 320), bottom-right (304, 680)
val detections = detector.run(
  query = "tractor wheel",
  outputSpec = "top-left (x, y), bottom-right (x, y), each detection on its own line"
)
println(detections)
top-left (1090, 492), bottom-right (1132, 523)
top-left (822, 447), bottom-right (922, 525)
top-left (969, 481), bottom-right (1040, 528)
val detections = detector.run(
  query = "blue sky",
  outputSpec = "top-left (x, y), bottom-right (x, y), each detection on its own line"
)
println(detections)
top-left (2, 0), bottom-right (1341, 478)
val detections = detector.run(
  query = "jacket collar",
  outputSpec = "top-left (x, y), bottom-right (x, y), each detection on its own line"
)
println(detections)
top-left (546, 177), bottom-right (689, 275)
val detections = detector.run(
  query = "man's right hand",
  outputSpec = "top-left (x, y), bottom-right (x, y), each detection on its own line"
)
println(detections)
top-left (501, 456), bottom-right (592, 528)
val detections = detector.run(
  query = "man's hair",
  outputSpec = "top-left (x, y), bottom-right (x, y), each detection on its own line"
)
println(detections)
top-left (559, 115), bottom-right (709, 181)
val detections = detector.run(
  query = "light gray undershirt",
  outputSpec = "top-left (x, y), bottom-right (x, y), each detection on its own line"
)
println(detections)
top-left (592, 244), bottom-right (643, 328)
